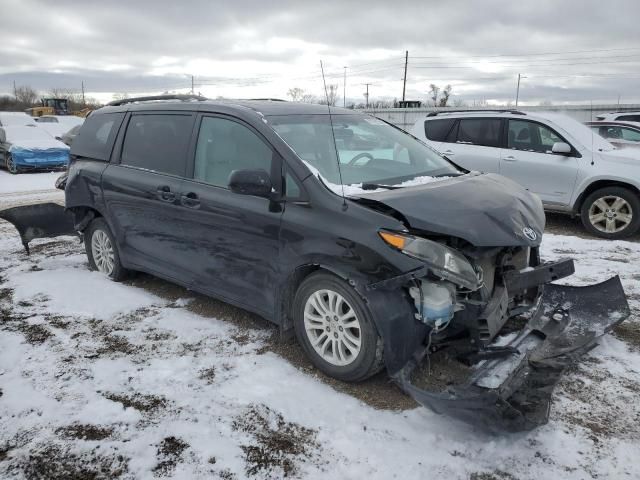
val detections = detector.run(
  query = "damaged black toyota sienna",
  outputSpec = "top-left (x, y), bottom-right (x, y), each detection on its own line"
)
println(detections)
top-left (16, 95), bottom-right (628, 433)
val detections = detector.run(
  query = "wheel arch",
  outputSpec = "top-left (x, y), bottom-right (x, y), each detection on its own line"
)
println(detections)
top-left (277, 263), bottom-right (359, 333)
top-left (67, 205), bottom-right (105, 232)
top-left (573, 180), bottom-right (640, 213)
top-left (276, 261), bottom-right (429, 374)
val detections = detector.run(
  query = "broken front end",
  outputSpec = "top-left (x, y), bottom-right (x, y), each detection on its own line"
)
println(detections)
top-left (370, 232), bottom-right (630, 433)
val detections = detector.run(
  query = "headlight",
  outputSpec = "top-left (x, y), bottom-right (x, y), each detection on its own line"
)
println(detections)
top-left (379, 230), bottom-right (480, 290)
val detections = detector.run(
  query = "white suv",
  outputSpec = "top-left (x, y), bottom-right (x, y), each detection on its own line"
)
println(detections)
top-left (596, 111), bottom-right (640, 123)
top-left (411, 110), bottom-right (640, 239)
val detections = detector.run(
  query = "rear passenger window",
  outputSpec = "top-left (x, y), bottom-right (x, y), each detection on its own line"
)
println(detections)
top-left (71, 112), bottom-right (124, 161)
top-left (424, 119), bottom-right (456, 142)
top-left (193, 116), bottom-right (273, 188)
top-left (617, 115), bottom-right (640, 122)
top-left (120, 114), bottom-right (193, 176)
top-left (456, 118), bottom-right (502, 147)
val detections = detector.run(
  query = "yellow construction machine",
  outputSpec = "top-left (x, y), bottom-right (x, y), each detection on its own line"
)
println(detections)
top-left (25, 98), bottom-right (91, 118)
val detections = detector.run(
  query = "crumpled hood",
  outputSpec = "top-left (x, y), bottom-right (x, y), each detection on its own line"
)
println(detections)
top-left (353, 173), bottom-right (545, 247)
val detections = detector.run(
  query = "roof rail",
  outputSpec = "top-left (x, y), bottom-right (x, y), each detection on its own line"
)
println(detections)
top-left (427, 109), bottom-right (526, 117)
top-left (107, 94), bottom-right (208, 107)
top-left (246, 98), bottom-right (287, 102)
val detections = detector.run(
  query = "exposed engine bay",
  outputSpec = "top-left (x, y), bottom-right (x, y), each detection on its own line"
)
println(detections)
top-left (367, 233), bottom-right (629, 432)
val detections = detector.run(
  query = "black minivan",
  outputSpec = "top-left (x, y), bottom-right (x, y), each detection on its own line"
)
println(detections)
top-left (63, 95), bottom-right (626, 431)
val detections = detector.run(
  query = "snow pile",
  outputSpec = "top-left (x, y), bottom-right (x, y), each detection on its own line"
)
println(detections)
top-left (0, 170), bottom-right (61, 195)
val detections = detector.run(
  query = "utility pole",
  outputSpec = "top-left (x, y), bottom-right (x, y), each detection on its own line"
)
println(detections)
top-left (191, 75), bottom-right (195, 95)
top-left (515, 73), bottom-right (526, 107)
top-left (364, 83), bottom-right (371, 108)
top-left (81, 81), bottom-right (86, 106)
top-left (402, 50), bottom-right (408, 102)
top-left (343, 67), bottom-right (347, 108)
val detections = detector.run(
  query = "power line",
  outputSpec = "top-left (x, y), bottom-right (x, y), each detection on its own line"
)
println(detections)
top-left (409, 46), bottom-right (640, 59)
top-left (411, 58), bottom-right (640, 69)
top-left (410, 53), bottom-right (640, 66)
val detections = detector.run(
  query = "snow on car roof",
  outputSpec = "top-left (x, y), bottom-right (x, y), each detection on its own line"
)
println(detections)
top-left (1, 125), bottom-right (69, 150)
top-left (0, 112), bottom-right (37, 126)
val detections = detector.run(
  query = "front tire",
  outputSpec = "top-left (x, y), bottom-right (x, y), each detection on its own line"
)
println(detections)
top-left (580, 187), bottom-right (640, 239)
top-left (293, 272), bottom-right (384, 382)
top-left (6, 154), bottom-right (18, 174)
top-left (85, 218), bottom-right (128, 281)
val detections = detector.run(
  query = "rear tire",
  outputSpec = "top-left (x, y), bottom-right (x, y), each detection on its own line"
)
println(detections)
top-left (580, 187), bottom-right (640, 239)
top-left (293, 272), bottom-right (384, 382)
top-left (85, 218), bottom-right (128, 281)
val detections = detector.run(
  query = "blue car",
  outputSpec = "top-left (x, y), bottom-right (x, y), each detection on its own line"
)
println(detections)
top-left (0, 124), bottom-right (70, 174)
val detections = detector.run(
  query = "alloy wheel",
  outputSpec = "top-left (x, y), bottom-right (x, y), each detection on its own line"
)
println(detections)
top-left (303, 289), bottom-right (362, 366)
top-left (91, 229), bottom-right (115, 275)
top-left (588, 196), bottom-right (633, 234)
top-left (6, 155), bottom-right (17, 174)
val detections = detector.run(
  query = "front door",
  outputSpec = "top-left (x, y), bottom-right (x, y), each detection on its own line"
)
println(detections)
top-left (177, 114), bottom-right (283, 316)
top-left (500, 119), bottom-right (578, 206)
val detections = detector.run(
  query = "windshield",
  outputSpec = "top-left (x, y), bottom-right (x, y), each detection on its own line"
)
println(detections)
top-left (267, 114), bottom-right (461, 186)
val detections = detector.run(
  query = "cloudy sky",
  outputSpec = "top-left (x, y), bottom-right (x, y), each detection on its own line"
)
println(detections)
top-left (1, 0), bottom-right (639, 106)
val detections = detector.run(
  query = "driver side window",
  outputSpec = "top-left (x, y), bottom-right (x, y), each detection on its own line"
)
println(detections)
top-left (194, 117), bottom-right (273, 188)
top-left (508, 120), bottom-right (564, 154)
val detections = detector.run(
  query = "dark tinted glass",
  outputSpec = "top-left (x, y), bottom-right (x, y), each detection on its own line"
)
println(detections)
top-left (456, 118), bottom-right (502, 147)
top-left (120, 114), bottom-right (193, 176)
top-left (617, 115), bottom-right (640, 122)
top-left (424, 119), bottom-right (456, 141)
top-left (71, 112), bottom-right (124, 161)
top-left (193, 116), bottom-right (273, 188)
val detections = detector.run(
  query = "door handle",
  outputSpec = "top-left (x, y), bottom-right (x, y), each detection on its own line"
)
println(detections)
top-left (156, 185), bottom-right (176, 202)
top-left (503, 156), bottom-right (517, 162)
top-left (443, 150), bottom-right (456, 155)
top-left (180, 192), bottom-right (200, 208)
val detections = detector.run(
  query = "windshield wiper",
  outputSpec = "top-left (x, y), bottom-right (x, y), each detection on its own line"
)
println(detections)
top-left (361, 183), bottom-right (401, 190)
top-left (434, 172), bottom-right (465, 178)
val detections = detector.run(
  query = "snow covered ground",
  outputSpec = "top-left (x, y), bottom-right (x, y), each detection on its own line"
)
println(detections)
top-left (0, 173), bottom-right (639, 479)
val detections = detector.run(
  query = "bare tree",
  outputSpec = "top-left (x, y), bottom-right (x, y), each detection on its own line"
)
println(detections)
top-left (452, 97), bottom-right (467, 107)
top-left (287, 87), bottom-right (305, 102)
top-left (320, 84), bottom-right (339, 106)
top-left (15, 85), bottom-right (38, 106)
top-left (301, 93), bottom-right (317, 103)
top-left (438, 85), bottom-right (452, 107)
top-left (428, 84), bottom-right (440, 106)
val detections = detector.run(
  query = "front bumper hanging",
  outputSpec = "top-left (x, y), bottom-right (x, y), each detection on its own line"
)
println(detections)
top-left (392, 275), bottom-right (630, 433)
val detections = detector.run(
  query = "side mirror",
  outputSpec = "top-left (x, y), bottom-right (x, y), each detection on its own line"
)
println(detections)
top-left (228, 169), bottom-right (272, 198)
top-left (551, 142), bottom-right (572, 155)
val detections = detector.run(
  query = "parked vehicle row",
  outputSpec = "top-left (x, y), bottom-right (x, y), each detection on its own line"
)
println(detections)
top-left (0, 112), bottom-right (79, 173)
top-left (586, 121), bottom-right (640, 149)
top-left (411, 110), bottom-right (640, 239)
top-left (1, 95), bottom-right (622, 432)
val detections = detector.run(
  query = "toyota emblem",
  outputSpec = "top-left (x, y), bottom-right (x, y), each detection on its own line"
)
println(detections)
top-left (522, 227), bottom-right (538, 241)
